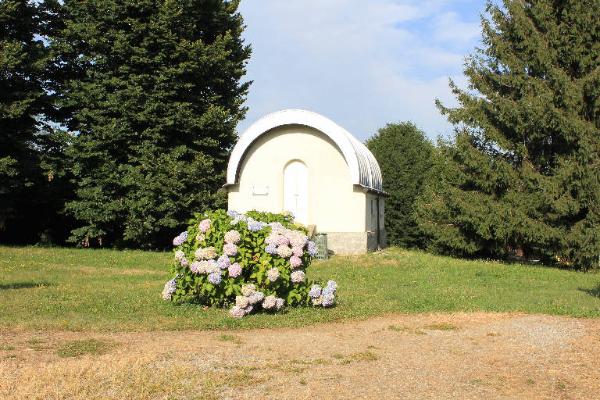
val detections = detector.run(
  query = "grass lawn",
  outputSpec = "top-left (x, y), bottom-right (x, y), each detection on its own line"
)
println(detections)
top-left (0, 246), bottom-right (599, 331)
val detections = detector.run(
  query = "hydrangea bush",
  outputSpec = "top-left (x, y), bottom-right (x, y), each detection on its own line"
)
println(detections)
top-left (162, 209), bottom-right (337, 317)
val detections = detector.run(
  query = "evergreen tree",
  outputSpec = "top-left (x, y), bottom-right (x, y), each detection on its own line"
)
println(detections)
top-left (416, 0), bottom-right (600, 269)
top-left (366, 122), bottom-right (433, 248)
top-left (54, 0), bottom-right (251, 247)
top-left (0, 0), bottom-right (68, 243)
top-left (0, 0), bottom-right (45, 233)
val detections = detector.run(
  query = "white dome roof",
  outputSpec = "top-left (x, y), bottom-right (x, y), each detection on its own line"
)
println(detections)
top-left (226, 109), bottom-right (384, 193)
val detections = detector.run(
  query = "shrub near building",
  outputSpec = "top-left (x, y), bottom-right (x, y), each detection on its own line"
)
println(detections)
top-left (163, 210), bottom-right (337, 317)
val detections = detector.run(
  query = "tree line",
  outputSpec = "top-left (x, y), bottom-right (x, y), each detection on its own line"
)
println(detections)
top-left (1, 0), bottom-right (250, 248)
top-left (2, 0), bottom-right (598, 269)
top-left (368, 0), bottom-right (599, 270)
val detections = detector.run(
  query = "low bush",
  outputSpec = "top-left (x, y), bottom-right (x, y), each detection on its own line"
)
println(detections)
top-left (162, 210), bottom-right (337, 317)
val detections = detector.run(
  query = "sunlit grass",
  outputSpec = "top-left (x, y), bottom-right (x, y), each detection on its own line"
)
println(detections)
top-left (0, 246), bottom-right (598, 332)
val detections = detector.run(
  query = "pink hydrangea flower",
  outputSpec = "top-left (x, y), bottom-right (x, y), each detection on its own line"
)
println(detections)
top-left (291, 270), bottom-right (305, 283)
top-left (267, 267), bottom-right (279, 282)
top-left (198, 219), bottom-right (211, 233)
top-left (224, 230), bottom-right (241, 244)
top-left (228, 263), bottom-right (242, 278)
top-left (264, 234), bottom-right (278, 245)
top-left (195, 246), bottom-right (216, 260)
top-left (223, 243), bottom-right (238, 256)
top-left (290, 255), bottom-right (302, 268)
top-left (174, 250), bottom-right (185, 261)
top-left (288, 233), bottom-right (307, 248)
top-left (190, 261), bottom-right (202, 274)
top-left (262, 295), bottom-right (277, 310)
top-left (292, 246), bottom-right (303, 257)
top-left (230, 306), bottom-right (246, 318)
top-left (275, 235), bottom-right (289, 246)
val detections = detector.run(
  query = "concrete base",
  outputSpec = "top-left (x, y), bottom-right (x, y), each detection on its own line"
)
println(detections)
top-left (326, 231), bottom-right (386, 255)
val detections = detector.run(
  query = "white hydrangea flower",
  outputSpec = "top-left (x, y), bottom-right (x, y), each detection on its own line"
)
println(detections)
top-left (241, 284), bottom-right (256, 297)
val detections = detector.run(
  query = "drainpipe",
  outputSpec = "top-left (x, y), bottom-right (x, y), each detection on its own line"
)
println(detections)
top-left (376, 195), bottom-right (381, 249)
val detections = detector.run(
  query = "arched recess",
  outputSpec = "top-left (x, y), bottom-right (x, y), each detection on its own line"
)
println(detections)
top-left (283, 160), bottom-right (308, 224)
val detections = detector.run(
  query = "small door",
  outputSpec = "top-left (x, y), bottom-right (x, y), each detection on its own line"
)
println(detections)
top-left (283, 161), bottom-right (308, 224)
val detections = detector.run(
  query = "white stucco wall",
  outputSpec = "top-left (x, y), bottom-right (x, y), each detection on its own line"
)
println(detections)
top-left (228, 125), bottom-right (367, 233)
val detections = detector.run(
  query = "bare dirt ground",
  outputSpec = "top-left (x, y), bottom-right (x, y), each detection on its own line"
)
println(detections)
top-left (1, 313), bottom-right (600, 400)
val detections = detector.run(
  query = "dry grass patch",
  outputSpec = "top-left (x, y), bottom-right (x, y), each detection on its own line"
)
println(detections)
top-left (423, 322), bottom-right (458, 331)
top-left (217, 334), bottom-right (243, 344)
top-left (56, 338), bottom-right (115, 358)
top-left (388, 324), bottom-right (426, 334)
top-left (338, 350), bottom-right (379, 365)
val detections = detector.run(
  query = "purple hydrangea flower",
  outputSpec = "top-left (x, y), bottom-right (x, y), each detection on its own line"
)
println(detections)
top-left (322, 280), bottom-right (337, 296)
top-left (180, 257), bottom-right (189, 267)
top-left (208, 271), bottom-right (222, 285)
top-left (174, 250), bottom-right (185, 261)
top-left (290, 255), bottom-right (302, 268)
top-left (227, 210), bottom-right (239, 218)
top-left (291, 270), bottom-right (305, 283)
top-left (275, 297), bottom-right (285, 310)
top-left (247, 219), bottom-right (266, 232)
top-left (228, 262), bottom-right (242, 278)
top-left (223, 243), bottom-right (238, 256)
top-left (307, 240), bottom-right (318, 257)
top-left (308, 284), bottom-right (322, 299)
top-left (322, 293), bottom-right (335, 307)
top-left (198, 219), bottom-right (211, 233)
top-left (172, 231), bottom-right (188, 246)
top-left (265, 243), bottom-right (277, 255)
top-left (161, 278), bottom-right (177, 300)
top-left (217, 254), bottom-right (231, 269)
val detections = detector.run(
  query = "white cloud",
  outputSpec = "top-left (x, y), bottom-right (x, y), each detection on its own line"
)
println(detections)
top-left (237, 0), bottom-right (484, 141)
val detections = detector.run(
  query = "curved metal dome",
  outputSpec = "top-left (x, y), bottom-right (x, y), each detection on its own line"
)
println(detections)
top-left (226, 109), bottom-right (384, 193)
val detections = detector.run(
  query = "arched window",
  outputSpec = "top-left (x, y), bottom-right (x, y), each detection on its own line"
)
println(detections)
top-left (283, 161), bottom-right (308, 224)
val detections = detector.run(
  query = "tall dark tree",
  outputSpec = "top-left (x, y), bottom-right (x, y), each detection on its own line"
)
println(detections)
top-left (416, 0), bottom-right (600, 269)
top-left (366, 122), bottom-right (433, 248)
top-left (0, 0), bottom-right (69, 243)
top-left (53, 0), bottom-right (251, 247)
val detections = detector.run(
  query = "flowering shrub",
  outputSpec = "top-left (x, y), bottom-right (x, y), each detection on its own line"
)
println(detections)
top-left (162, 209), bottom-right (337, 317)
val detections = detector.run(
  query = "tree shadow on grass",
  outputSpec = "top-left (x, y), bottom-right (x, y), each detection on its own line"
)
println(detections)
top-left (0, 281), bottom-right (52, 290)
top-left (579, 284), bottom-right (600, 298)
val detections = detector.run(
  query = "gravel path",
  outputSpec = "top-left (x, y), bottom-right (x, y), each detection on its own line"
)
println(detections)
top-left (1, 312), bottom-right (599, 399)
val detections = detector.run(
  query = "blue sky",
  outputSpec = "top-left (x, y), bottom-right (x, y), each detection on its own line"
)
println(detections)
top-left (237, 0), bottom-right (486, 141)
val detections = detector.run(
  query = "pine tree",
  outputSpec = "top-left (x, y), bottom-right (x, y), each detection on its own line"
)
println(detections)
top-left (366, 122), bottom-right (433, 248)
top-left (416, 0), bottom-right (600, 269)
top-left (54, 0), bottom-right (251, 247)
